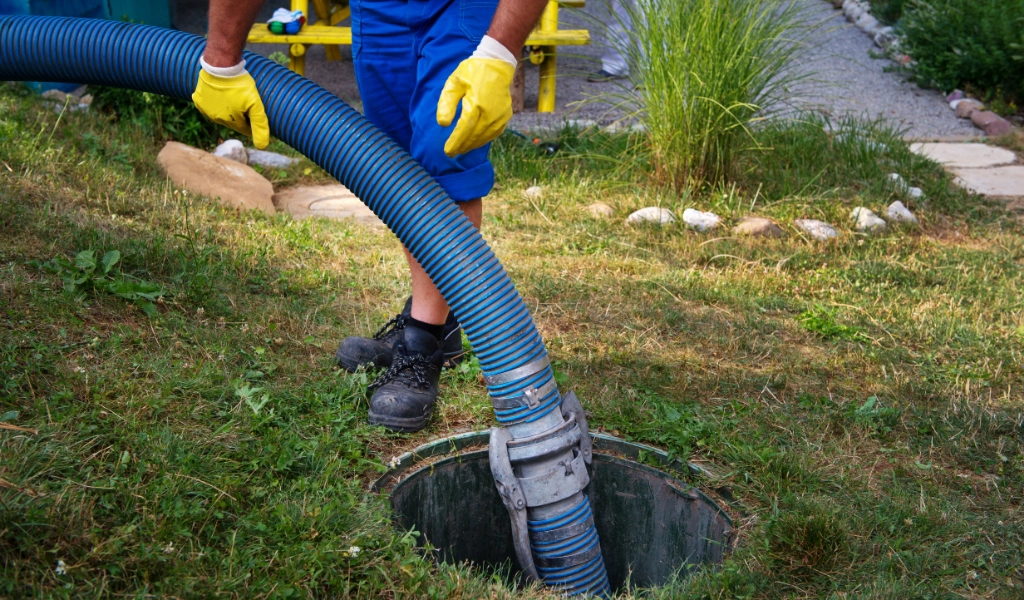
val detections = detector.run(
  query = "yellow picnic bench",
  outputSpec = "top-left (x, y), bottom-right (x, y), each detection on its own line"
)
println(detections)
top-left (246, 0), bottom-right (589, 113)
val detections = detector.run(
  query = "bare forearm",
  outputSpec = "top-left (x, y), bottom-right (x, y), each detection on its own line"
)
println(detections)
top-left (486, 0), bottom-right (550, 54)
top-left (204, 0), bottom-right (266, 67)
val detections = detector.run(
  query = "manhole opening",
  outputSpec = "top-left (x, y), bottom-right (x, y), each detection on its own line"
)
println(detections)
top-left (375, 432), bottom-right (735, 593)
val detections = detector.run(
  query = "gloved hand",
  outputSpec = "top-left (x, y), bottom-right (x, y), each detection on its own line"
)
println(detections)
top-left (437, 36), bottom-right (517, 157)
top-left (192, 58), bottom-right (271, 149)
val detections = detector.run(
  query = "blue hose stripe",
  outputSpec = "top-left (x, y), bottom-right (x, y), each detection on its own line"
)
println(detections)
top-left (539, 555), bottom-right (605, 583)
top-left (533, 530), bottom-right (599, 557)
top-left (0, 16), bottom-right (610, 594)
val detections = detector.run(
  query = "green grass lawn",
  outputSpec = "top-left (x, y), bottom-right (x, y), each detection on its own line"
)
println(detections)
top-left (2, 82), bottom-right (1023, 598)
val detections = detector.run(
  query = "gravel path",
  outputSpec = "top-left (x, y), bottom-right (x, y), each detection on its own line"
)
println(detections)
top-left (176, 0), bottom-right (978, 139)
top-left (789, 0), bottom-right (979, 139)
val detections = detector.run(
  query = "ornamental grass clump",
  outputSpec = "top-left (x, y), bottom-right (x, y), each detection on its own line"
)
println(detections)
top-left (611, 0), bottom-right (810, 190)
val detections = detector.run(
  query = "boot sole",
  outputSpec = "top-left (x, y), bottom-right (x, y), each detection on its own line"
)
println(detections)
top-left (368, 409), bottom-right (431, 433)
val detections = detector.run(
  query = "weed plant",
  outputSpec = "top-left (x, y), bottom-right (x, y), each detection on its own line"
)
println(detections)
top-left (602, 0), bottom-right (811, 190)
top-left (29, 249), bottom-right (165, 316)
top-left (92, 86), bottom-right (235, 149)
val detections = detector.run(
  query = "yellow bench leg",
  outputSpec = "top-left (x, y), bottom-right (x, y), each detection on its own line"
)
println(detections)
top-left (289, 43), bottom-right (307, 76)
top-left (537, 1), bottom-right (558, 113)
top-left (288, 0), bottom-right (310, 75)
top-left (312, 0), bottom-right (343, 61)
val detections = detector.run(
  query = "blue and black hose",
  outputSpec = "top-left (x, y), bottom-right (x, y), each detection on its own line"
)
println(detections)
top-left (0, 15), bottom-right (609, 596)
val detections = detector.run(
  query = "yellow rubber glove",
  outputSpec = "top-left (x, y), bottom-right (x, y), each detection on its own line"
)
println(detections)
top-left (192, 66), bottom-right (271, 150)
top-left (436, 57), bottom-right (516, 157)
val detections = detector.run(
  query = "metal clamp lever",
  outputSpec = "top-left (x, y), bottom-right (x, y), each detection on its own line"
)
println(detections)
top-left (489, 427), bottom-right (540, 581)
top-left (560, 391), bottom-right (593, 465)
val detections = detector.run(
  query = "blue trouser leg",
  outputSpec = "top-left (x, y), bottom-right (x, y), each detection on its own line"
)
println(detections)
top-left (351, 0), bottom-right (499, 202)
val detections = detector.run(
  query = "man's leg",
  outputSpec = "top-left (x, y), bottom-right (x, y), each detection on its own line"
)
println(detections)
top-left (590, 0), bottom-right (632, 80)
top-left (359, 0), bottom-right (500, 432)
top-left (405, 199), bottom-right (483, 326)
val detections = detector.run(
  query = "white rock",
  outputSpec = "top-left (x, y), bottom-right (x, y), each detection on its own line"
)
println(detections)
top-left (855, 13), bottom-right (880, 35)
top-left (950, 99), bottom-right (966, 110)
top-left (886, 200), bottom-right (918, 224)
top-left (523, 185), bottom-right (544, 200)
top-left (907, 187), bottom-right (924, 199)
top-left (845, 5), bottom-right (864, 22)
top-left (247, 149), bottom-right (300, 168)
top-left (585, 202), bottom-right (614, 218)
top-left (213, 139), bottom-right (248, 165)
top-left (888, 173), bottom-right (905, 185)
top-left (873, 26), bottom-right (896, 48)
top-left (794, 219), bottom-right (839, 241)
top-left (850, 207), bottom-right (887, 233)
top-left (682, 208), bottom-right (721, 232)
top-left (41, 89), bottom-right (67, 102)
top-left (627, 207), bottom-right (676, 225)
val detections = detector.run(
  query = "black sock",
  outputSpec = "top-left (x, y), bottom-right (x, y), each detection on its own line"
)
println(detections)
top-left (407, 316), bottom-right (444, 341)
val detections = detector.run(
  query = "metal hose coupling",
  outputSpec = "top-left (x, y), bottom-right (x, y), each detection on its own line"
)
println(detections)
top-left (487, 357), bottom-right (611, 596)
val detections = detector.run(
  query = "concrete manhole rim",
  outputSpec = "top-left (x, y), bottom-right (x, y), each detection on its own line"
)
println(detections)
top-left (372, 429), bottom-right (734, 528)
top-left (374, 430), bottom-right (739, 591)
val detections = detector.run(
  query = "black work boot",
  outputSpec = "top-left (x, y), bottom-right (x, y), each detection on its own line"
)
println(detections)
top-left (335, 297), bottom-right (463, 372)
top-left (367, 326), bottom-right (443, 432)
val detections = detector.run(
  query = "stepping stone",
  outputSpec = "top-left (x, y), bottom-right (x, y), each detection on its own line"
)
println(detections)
top-left (910, 143), bottom-right (1016, 169)
top-left (951, 167), bottom-right (1024, 197)
top-left (157, 142), bottom-right (275, 215)
top-left (273, 184), bottom-right (383, 226)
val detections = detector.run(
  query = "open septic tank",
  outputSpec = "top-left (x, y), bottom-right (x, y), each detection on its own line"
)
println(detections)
top-left (373, 431), bottom-right (735, 592)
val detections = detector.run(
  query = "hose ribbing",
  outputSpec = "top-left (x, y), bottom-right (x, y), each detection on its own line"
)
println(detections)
top-left (0, 16), bottom-right (609, 595)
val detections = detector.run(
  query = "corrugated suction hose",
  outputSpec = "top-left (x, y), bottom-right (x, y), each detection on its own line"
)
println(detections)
top-left (0, 15), bottom-right (610, 597)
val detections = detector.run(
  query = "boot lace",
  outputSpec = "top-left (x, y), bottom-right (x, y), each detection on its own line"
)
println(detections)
top-left (370, 352), bottom-right (433, 390)
top-left (372, 314), bottom-right (407, 341)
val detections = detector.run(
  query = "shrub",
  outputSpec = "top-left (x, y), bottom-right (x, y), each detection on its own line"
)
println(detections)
top-left (612, 0), bottom-right (810, 190)
top-left (899, 0), bottom-right (1024, 103)
top-left (871, 0), bottom-right (907, 24)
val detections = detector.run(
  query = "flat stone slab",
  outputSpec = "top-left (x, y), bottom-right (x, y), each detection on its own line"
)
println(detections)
top-left (951, 166), bottom-right (1024, 198)
top-left (910, 142), bottom-right (1017, 169)
top-left (273, 184), bottom-right (383, 226)
top-left (157, 142), bottom-right (275, 215)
